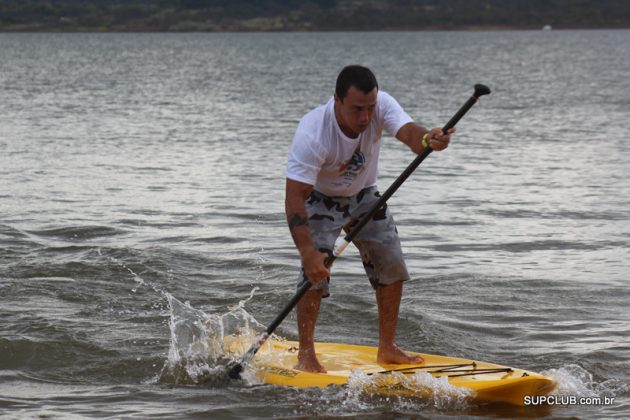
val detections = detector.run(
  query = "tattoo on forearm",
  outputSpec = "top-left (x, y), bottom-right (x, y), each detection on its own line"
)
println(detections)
top-left (288, 213), bottom-right (308, 230)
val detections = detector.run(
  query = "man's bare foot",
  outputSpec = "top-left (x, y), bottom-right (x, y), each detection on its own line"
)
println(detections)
top-left (294, 354), bottom-right (327, 373)
top-left (377, 344), bottom-right (424, 365)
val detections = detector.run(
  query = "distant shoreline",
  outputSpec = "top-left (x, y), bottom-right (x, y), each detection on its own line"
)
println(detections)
top-left (3, 0), bottom-right (629, 34)
top-left (2, 25), bottom-right (630, 33)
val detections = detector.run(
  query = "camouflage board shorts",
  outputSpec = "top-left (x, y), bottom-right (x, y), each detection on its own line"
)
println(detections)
top-left (297, 186), bottom-right (410, 297)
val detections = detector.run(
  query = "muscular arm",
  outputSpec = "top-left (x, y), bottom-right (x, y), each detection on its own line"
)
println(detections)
top-left (395, 122), bottom-right (453, 154)
top-left (285, 178), bottom-right (316, 257)
top-left (285, 178), bottom-right (330, 284)
top-left (395, 122), bottom-right (429, 154)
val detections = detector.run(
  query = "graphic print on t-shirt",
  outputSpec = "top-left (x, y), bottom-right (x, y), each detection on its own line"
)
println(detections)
top-left (334, 146), bottom-right (365, 189)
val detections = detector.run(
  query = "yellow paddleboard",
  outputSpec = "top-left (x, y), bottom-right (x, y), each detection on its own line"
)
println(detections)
top-left (227, 337), bottom-right (556, 406)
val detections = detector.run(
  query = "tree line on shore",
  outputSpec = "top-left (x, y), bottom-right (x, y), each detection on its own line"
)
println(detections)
top-left (1, 0), bottom-right (629, 31)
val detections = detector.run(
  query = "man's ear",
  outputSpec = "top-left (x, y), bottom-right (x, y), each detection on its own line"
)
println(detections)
top-left (334, 93), bottom-right (343, 105)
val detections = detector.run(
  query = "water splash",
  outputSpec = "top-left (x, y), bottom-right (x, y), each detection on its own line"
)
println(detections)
top-left (544, 364), bottom-right (629, 399)
top-left (97, 247), bottom-right (163, 295)
top-left (100, 243), bottom-right (272, 386)
top-left (288, 369), bottom-right (474, 415)
top-left (345, 369), bottom-right (474, 410)
top-left (158, 289), bottom-right (267, 385)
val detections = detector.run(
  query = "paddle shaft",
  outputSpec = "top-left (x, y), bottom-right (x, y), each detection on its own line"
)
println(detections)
top-left (228, 84), bottom-right (490, 378)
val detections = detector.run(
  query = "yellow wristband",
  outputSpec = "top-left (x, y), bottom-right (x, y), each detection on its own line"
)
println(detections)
top-left (421, 132), bottom-right (429, 149)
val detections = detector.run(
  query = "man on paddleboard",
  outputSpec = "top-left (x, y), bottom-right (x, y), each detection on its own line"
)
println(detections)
top-left (285, 65), bottom-right (452, 373)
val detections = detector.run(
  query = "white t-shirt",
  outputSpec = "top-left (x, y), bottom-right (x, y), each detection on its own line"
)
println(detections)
top-left (286, 91), bottom-right (413, 197)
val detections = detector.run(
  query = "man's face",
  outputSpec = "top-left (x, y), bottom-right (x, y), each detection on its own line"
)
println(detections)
top-left (334, 86), bottom-right (377, 137)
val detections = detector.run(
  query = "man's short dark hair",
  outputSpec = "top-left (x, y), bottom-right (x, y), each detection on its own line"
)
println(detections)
top-left (335, 65), bottom-right (378, 101)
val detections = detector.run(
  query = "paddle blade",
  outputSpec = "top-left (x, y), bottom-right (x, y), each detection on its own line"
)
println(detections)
top-left (227, 362), bottom-right (244, 379)
top-left (226, 331), bottom-right (270, 380)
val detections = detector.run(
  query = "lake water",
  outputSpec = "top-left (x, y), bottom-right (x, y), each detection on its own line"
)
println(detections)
top-left (1, 30), bottom-right (629, 418)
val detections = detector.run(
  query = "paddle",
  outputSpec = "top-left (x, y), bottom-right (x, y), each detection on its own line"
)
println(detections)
top-left (227, 83), bottom-right (491, 379)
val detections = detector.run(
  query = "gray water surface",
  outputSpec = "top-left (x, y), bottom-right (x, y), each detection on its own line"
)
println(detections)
top-left (1, 31), bottom-right (629, 418)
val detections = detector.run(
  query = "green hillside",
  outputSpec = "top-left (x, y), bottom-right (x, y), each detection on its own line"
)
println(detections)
top-left (1, 0), bottom-right (629, 31)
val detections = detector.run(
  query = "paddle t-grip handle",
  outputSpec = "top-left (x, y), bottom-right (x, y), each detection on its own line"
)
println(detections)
top-left (442, 84), bottom-right (491, 134)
